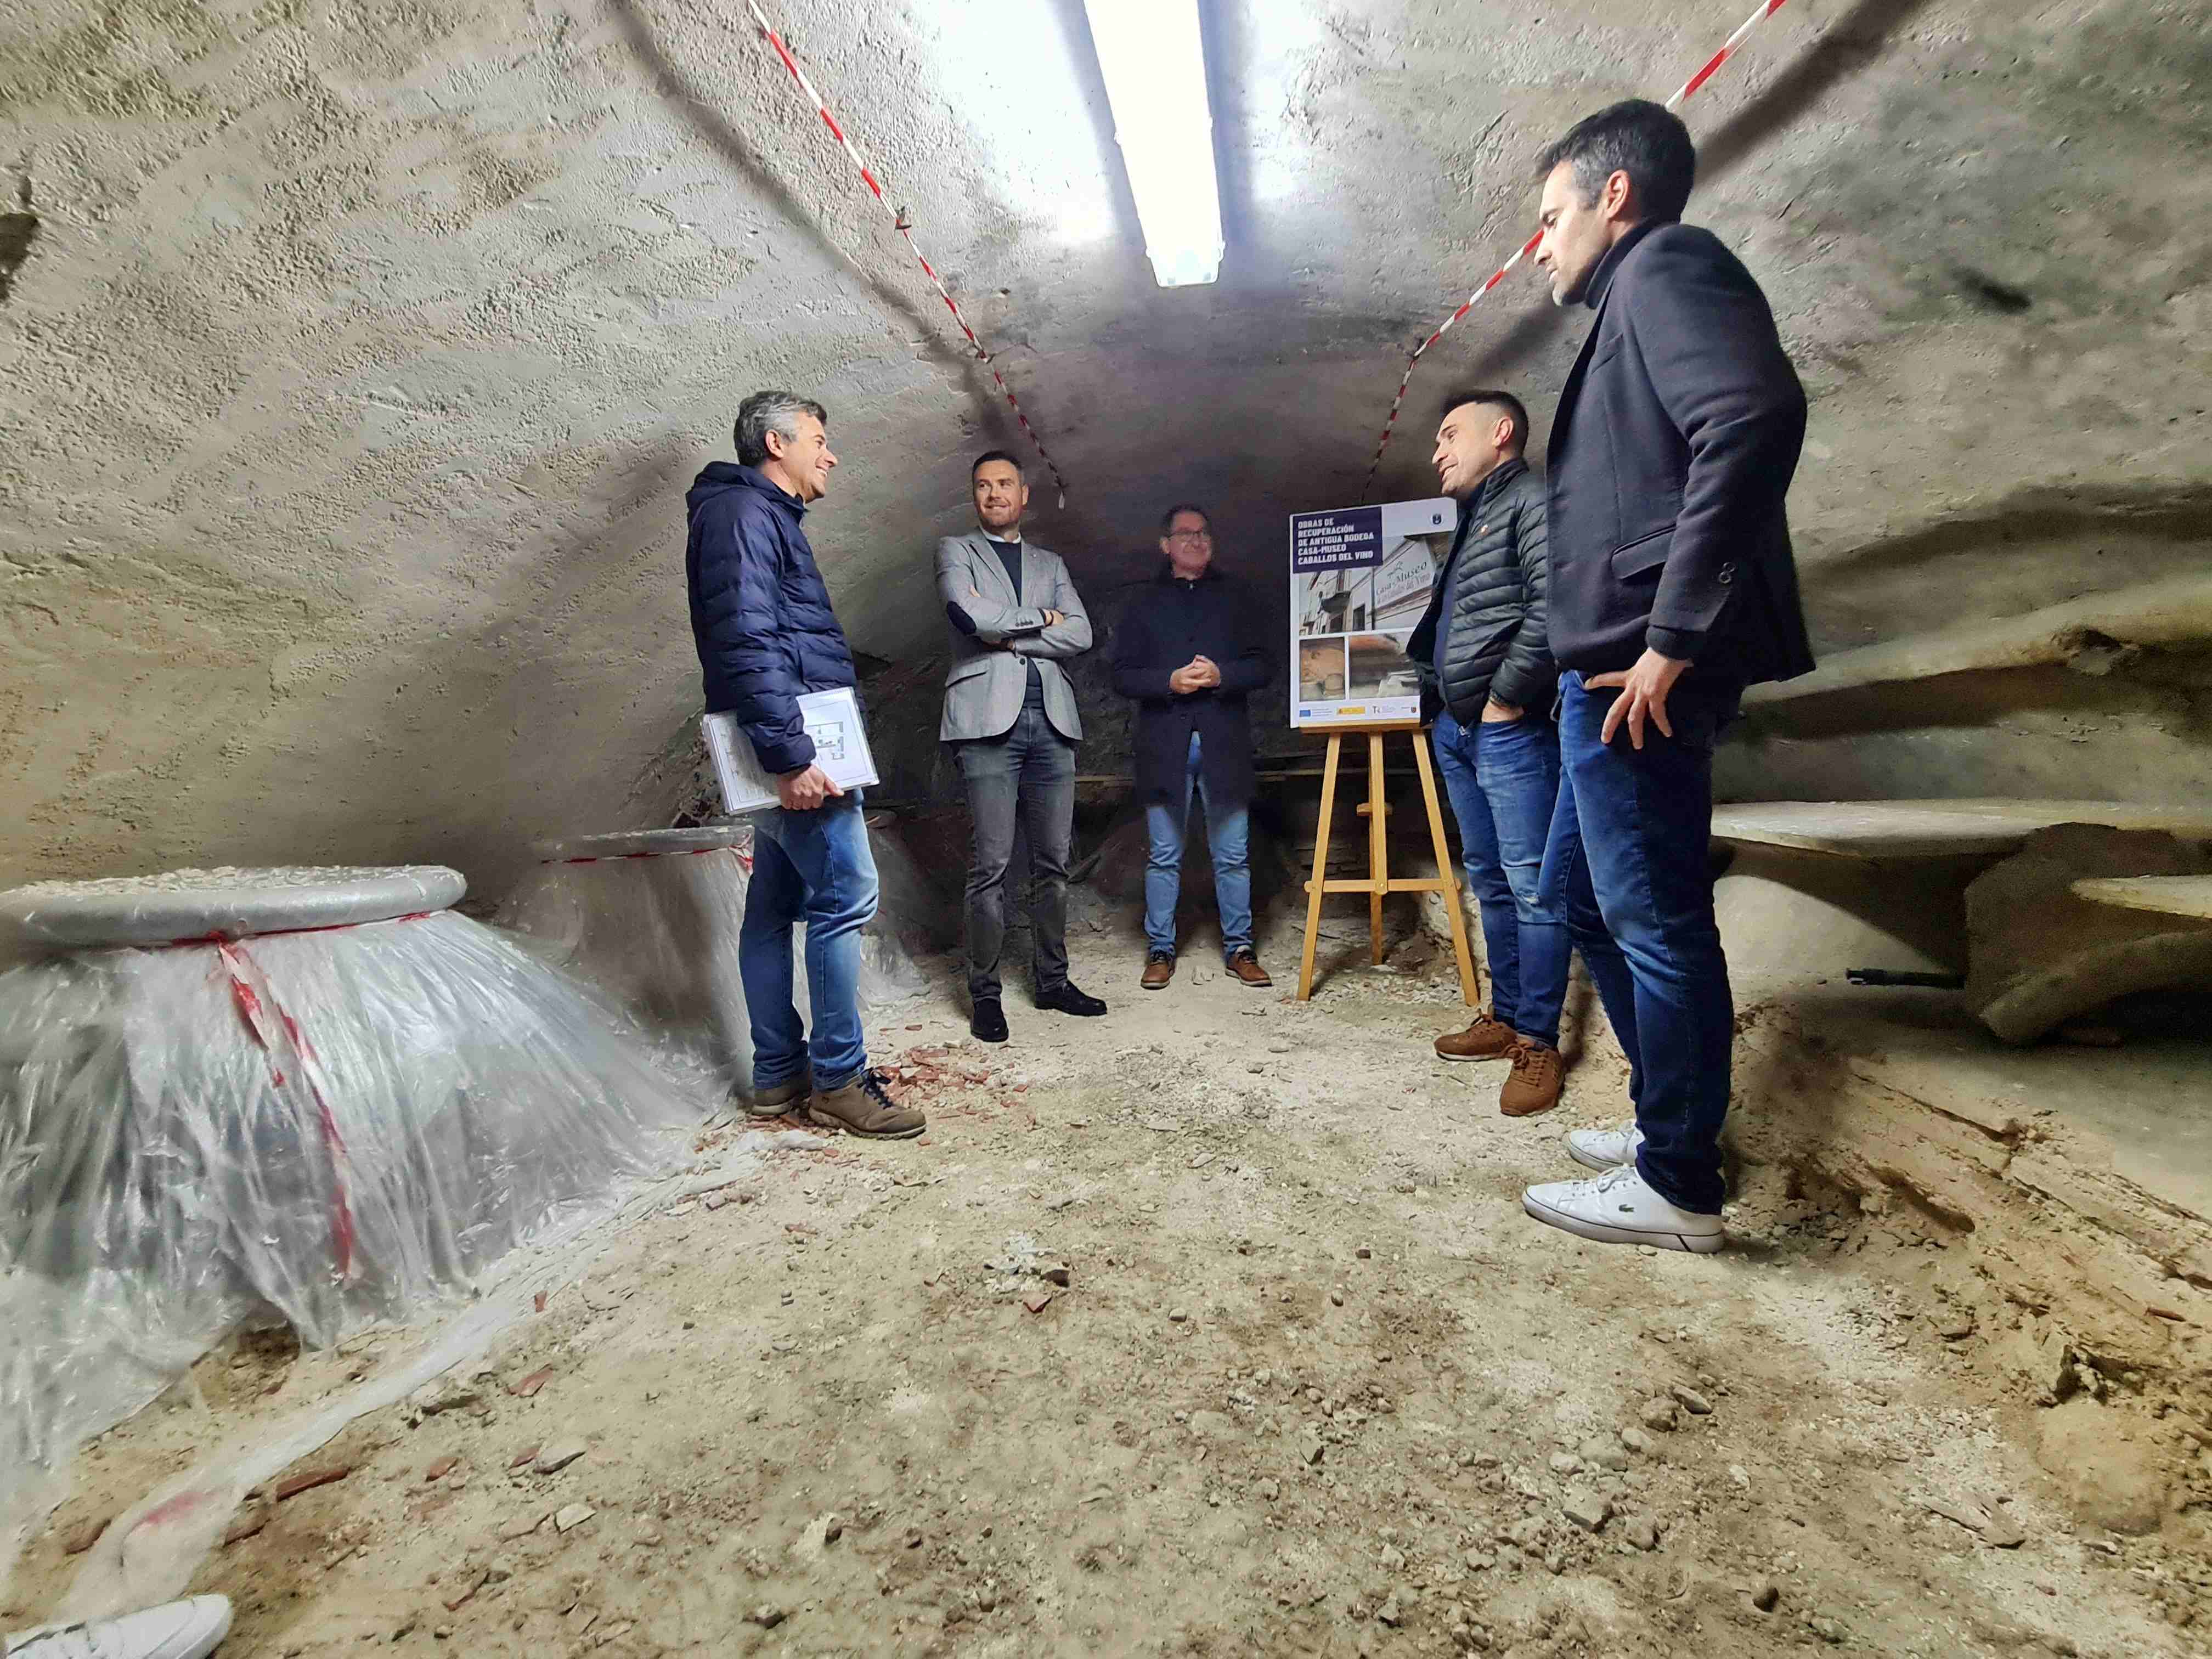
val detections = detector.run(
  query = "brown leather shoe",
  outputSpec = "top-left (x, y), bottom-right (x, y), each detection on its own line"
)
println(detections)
top-left (809, 1069), bottom-right (926, 1139)
top-left (1142, 950), bottom-right (1176, 990)
top-left (1434, 1013), bottom-right (1517, 1062)
top-left (747, 1071), bottom-right (813, 1119)
top-left (1499, 1040), bottom-right (1564, 1118)
top-left (1226, 949), bottom-right (1272, 987)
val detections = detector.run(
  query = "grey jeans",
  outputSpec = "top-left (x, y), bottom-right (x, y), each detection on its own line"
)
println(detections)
top-left (955, 702), bottom-right (1077, 1000)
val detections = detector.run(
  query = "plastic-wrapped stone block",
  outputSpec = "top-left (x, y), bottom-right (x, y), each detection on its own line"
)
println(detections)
top-left (0, 866), bottom-right (712, 1499)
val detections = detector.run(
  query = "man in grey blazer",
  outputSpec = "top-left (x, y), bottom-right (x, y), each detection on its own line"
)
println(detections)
top-left (938, 450), bottom-right (1108, 1042)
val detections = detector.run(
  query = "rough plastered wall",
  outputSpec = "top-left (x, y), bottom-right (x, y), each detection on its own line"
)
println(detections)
top-left (3, 0), bottom-right (2209, 898)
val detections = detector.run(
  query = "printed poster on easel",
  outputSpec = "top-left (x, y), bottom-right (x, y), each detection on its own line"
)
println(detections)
top-left (1288, 496), bottom-right (1457, 728)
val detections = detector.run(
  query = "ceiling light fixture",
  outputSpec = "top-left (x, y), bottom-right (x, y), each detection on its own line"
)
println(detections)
top-left (1082, 0), bottom-right (1224, 288)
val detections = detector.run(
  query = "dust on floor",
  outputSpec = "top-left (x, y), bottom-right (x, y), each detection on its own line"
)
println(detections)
top-left (8, 932), bottom-right (2207, 1656)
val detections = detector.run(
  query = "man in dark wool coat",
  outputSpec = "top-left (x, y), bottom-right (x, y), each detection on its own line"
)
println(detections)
top-left (1111, 504), bottom-right (1275, 993)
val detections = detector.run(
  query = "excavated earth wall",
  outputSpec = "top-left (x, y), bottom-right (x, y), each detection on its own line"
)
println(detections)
top-left (1726, 1001), bottom-right (2212, 1536)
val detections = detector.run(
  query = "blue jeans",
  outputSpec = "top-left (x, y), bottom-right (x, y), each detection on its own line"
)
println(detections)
top-left (1431, 708), bottom-right (1572, 1048)
top-left (740, 792), bottom-right (878, 1091)
top-left (1545, 672), bottom-right (1739, 1214)
top-left (1144, 733), bottom-right (1254, 959)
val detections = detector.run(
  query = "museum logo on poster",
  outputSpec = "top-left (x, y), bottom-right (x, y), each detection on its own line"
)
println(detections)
top-left (1288, 498), bottom-right (1454, 728)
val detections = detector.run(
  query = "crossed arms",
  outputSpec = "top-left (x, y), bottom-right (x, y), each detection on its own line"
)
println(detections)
top-left (935, 537), bottom-right (1093, 658)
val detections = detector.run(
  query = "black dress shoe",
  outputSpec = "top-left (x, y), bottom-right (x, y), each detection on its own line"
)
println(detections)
top-left (1036, 982), bottom-right (1108, 1017)
top-left (970, 997), bottom-right (1009, 1043)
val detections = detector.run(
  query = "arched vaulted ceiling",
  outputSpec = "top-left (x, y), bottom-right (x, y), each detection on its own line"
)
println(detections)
top-left (4, 0), bottom-right (2208, 890)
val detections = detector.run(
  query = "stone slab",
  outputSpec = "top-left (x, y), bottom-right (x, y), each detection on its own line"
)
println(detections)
top-left (1966, 826), bottom-right (2212, 1045)
top-left (2072, 875), bottom-right (2212, 921)
top-left (1710, 799), bottom-right (2212, 860)
top-left (0, 865), bottom-right (466, 950)
top-left (1741, 575), bottom-right (2212, 707)
top-left (532, 826), bottom-right (754, 862)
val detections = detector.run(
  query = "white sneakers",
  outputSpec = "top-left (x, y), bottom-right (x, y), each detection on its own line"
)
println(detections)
top-left (1523, 1145), bottom-right (1724, 1254)
top-left (5, 1597), bottom-right (232, 1659)
top-left (1565, 1122), bottom-right (1645, 1171)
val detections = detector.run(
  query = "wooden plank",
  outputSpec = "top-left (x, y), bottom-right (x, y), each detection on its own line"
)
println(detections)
top-left (1296, 733), bottom-right (1342, 1001)
top-left (2072, 876), bottom-right (2212, 921)
top-left (1410, 731), bottom-right (1480, 1006)
top-left (1367, 731), bottom-right (1387, 964)
top-left (1305, 877), bottom-right (1455, 895)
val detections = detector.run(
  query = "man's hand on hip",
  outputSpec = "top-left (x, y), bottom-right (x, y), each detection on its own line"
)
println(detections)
top-left (777, 763), bottom-right (843, 811)
top-left (1585, 649), bottom-right (1690, 750)
top-left (1480, 698), bottom-right (1523, 724)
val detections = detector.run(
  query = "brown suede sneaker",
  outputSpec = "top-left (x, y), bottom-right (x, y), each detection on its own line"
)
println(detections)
top-left (809, 1070), bottom-right (926, 1140)
top-left (1142, 950), bottom-right (1176, 990)
top-left (1499, 1040), bottom-right (1564, 1118)
top-left (1226, 949), bottom-right (1272, 987)
top-left (1434, 1013), bottom-right (1517, 1062)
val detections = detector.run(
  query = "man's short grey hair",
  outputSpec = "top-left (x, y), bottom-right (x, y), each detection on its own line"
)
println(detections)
top-left (735, 390), bottom-right (829, 468)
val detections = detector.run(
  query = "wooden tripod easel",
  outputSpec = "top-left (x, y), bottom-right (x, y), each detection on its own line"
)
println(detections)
top-left (1295, 720), bottom-right (1479, 1003)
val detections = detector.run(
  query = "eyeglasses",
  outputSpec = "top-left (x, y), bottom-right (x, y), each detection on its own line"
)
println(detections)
top-left (1166, 531), bottom-right (1212, 543)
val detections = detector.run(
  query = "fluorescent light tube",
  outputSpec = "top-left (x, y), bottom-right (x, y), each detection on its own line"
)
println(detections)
top-left (1083, 0), bottom-right (1224, 287)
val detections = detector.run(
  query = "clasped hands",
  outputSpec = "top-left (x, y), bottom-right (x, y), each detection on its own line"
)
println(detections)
top-left (1168, 654), bottom-right (1222, 696)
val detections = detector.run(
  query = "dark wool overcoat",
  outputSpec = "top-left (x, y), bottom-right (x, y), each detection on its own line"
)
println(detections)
top-left (1111, 566), bottom-right (1272, 808)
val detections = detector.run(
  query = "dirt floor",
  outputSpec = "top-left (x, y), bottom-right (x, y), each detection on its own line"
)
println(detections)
top-left (7, 917), bottom-right (2209, 1657)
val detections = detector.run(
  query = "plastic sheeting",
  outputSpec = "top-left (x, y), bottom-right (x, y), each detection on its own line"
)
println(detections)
top-left (0, 905), bottom-right (715, 1526)
top-left (37, 1126), bottom-right (825, 1622)
top-left (501, 823), bottom-right (924, 1097)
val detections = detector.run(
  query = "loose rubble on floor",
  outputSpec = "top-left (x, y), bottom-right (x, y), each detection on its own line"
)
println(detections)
top-left (7, 927), bottom-right (2207, 1657)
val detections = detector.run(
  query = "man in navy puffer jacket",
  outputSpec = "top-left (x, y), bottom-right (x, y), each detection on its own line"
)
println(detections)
top-left (686, 390), bottom-right (923, 1141)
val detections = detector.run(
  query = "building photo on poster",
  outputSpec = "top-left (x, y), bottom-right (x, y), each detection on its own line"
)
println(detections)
top-left (1289, 498), bottom-right (1455, 727)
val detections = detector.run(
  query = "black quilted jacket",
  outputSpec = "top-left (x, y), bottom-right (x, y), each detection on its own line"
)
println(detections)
top-left (1404, 457), bottom-right (1553, 724)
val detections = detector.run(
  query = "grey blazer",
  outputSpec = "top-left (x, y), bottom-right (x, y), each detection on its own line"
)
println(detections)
top-left (935, 532), bottom-right (1092, 742)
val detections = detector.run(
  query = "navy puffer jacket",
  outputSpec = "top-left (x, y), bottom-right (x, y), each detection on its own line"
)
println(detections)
top-left (686, 463), bottom-right (856, 775)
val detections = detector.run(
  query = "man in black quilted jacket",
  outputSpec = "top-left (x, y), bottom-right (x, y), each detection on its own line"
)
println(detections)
top-left (1405, 390), bottom-right (1573, 1120)
top-left (686, 390), bottom-right (923, 1142)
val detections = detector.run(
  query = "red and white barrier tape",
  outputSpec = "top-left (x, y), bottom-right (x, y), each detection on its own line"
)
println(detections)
top-left (1360, 0), bottom-right (1794, 497)
top-left (742, 0), bottom-right (1071, 506)
top-left (154, 911), bottom-right (437, 1274)
top-left (213, 940), bottom-right (359, 1277)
